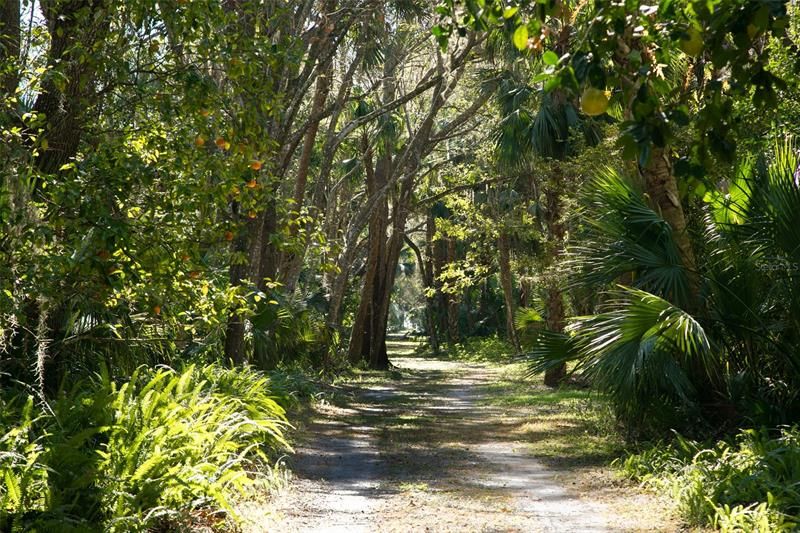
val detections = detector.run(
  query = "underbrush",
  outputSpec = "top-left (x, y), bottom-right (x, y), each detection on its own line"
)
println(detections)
top-left (0, 364), bottom-right (293, 531)
top-left (620, 427), bottom-right (800, 532)
top-left (445, 335), bottom-right (515, 362)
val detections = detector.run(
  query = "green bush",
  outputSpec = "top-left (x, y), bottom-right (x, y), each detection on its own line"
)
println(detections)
top-left (446, 335), bottom-right (515, 362)
top-left (0, 364), bottom-right (290, 531)
top-left (620, 427), bottom-right (800, 531)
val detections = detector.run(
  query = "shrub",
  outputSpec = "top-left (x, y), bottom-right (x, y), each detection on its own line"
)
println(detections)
top-left (0, 364), bottom-right (290, 531)
top-left (446, 335), bottom-right (515, 362)
top-left (620, 427), bottom-right (800, 531)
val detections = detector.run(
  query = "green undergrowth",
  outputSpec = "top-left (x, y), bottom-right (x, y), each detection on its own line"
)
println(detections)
top-left (445, 335), bottom-right (515, 362)
top-left (620, 427), bottom-right (800, 532)
top-left (0, 363), bottom-right (297, 532)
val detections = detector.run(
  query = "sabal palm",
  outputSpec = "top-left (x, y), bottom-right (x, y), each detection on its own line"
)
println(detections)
top-left (524, 139), bottom-right (800, 429)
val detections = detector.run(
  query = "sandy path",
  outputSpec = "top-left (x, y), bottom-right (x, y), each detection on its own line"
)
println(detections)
top-left (246, 351), bottom-right (651, 532)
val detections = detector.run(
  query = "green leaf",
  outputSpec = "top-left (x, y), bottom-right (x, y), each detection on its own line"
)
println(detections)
top-left (542, 51), bottom-right (559, 66)
top-left (4, 471), bottom-right (21, 506)
top-left (512, 25), bottom-right (528, 51)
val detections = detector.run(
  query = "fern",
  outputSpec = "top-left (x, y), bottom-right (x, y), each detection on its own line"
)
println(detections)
top-left (0, 363), bottom-right (292, 530)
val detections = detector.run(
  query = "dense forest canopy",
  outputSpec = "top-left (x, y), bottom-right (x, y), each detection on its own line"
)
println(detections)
top-left (1, 0), bottom-right (800, 530)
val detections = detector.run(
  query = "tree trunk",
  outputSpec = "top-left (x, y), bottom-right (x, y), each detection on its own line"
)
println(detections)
top-left (349, 174), bottom-right (417, 369)
top-left (223, 209), bottom-right (261, 365)
top-left (347, 138), bottom-right (390, 367)
top-left (446, 238), bottom-right (460, 343)
top-left (34, 1), bottom-right (110, 175)
top-left (405, 222), bottom-right (440, 354)
top-left (0, 0), bottom-right (20, 96)
top-left (543, 178), bottom-right (567, 387)
top-left (423, 212), bottom-right (441, 353)
top-left (279, 64), bottom-right (332, 292)
top-left (543, 286), bottom-right (567, 386)
top-left (641, 146), bottom-right (700, 306)
top-left (498, 232), bottom-right (521, 352)
top-left (432, 230), bottom-right (450, 342)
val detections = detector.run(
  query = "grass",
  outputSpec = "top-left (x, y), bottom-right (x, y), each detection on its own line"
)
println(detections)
top-left (474, 362), bottom-right (625, 469)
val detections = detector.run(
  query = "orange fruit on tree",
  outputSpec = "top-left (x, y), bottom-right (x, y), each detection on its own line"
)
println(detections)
top-left (250, 160), bottom-right (262, 171)
top-left (152, 305), bottom-right (161, 315)
top-left (246, 178), bottom-right (257, 188)
top-left (224, 230), bottom-right (234, 241)
top-left (194, 135), bottom-right (205, 147)
top-left (248, 210), bottom-right (257, 219)
top-left (189, 271), bottom-right (200, 279)
top-left (199, 109), bottom-right (210, 117)
top-left (215, 137), bottom-right (230, 150)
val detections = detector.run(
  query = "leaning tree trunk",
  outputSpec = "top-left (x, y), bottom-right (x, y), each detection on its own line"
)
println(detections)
top-left (279, 62), bottom-right (333, 292)
top-left (498, 232), bottom-right (521, 352)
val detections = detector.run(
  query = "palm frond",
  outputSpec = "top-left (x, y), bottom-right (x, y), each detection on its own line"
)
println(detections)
top-left (568, 167), bottom-right (691, 306)
top-left (570, 287), bottom-right (710, 417)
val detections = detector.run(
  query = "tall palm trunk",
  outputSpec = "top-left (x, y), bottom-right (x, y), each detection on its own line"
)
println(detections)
top-left (641, 146), bottom-right (700, 305)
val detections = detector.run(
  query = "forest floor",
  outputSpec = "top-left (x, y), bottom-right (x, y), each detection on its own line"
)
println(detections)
top-left (240, 340), bottom-right (679, 532)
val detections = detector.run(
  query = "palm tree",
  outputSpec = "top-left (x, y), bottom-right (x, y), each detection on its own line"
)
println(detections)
top-left (494, 66), bottom-right (602, 385)
top-left (525, 140), bottom-right (800, 430)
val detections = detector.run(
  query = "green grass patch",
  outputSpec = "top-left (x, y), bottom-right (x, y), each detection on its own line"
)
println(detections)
top-left (481, 383), bottom-right (593, 407)
top-left (476, 363), bottom-right (624, 468)
top-left (332, 367), bottom-right (404, 387)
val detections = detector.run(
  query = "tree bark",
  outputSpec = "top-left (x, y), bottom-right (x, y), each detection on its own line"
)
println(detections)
top-left (423, 211), bottom-right (440, 353)
top-left (0, 0), bottom-right (20, 96)
top-left (446, 238), bottom-right (460, 343)
top-left (543, 177), bottom-right (567, 387)
top-left (279, 62), bottom-right (333, 292)
top-left (405, 231), bottom-right (439, 354)
top-left (432, 225), bottom-right (450, 342)
top-left (348, 172), bottom-right (391, 367)
top-left (34, 0), bottom-right (111, 175)
top-left (640, 146), bottom-right (700, 306)
top-left (498, 232), bottom-right (521, 352)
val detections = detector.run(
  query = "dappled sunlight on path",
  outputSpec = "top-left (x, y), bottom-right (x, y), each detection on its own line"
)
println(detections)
top-left (246, 343), bottom-right (667, 532)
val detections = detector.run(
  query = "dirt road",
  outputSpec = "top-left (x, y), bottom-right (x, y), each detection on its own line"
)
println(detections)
top-left (245, 344), bottom-right (672, 532)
